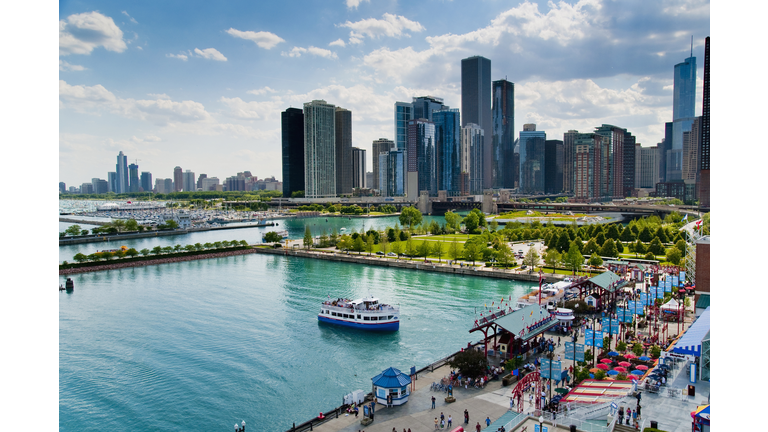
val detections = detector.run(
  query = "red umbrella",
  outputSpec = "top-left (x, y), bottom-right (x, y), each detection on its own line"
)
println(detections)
top-left (600, 358), bottom-right (613, 364)
top-left (618, 361), bottom-right (632, 367)
top-left (624, 353), bottom-right (637, 359)
top-left (636, 365), bottom-right (649, 371)
top-left (628, 375), bottom-right (639, 381)
top-left (613, 367), bottom-right (628, 373)
top-left (596, 364), bottom-right (610, 370)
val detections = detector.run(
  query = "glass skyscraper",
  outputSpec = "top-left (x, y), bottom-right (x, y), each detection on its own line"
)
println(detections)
top-left (433, 108), bottom-right (461, 194)
top-left (303, 100), bottom-right (337, 198)
top-left (412, 96), bottom-right (445, 122)
top-left (116, 151), bottom-right (128, 193)
top-left (281, 107), bottom-right (304, 197)
top-left (492, 79), bottom-right (514, 188)
top-left (670, 55), bottom-right (697, 180)
top-left (461, 56), bottom-right (492, 189)
top-left (518, 125), bottom-right (546, 193)
top-left (394, 102), bottom-right (412, 151)
top-left (407, 119), bottom-right (436, 196)
top-left (461, 123), bottom-right (484, 195)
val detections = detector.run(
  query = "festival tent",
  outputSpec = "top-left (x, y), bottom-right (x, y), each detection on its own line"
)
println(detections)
top-left (660, 298), bottom-right (681, 313)
top-left (672, 307), bottom-right (711, 357)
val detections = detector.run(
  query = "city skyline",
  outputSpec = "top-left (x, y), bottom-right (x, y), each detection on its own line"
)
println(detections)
top-left (59, 1), bottom-right (709, 187)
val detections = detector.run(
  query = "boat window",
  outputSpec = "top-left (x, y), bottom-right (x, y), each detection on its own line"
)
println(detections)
top-left (331, 312), bottom-right (337, 317)
top-left (388, 316), bottom-right (393, 319)
top-left (370, 316), bottom-right (378, 321)
top-left (357, 315), bottom-right (361, 319)
top-left (363, 316), bottom-right (369, 321)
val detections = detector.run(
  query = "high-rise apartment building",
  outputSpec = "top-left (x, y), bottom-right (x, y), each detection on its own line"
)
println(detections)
top-left (372, 138), bottom-right (395, 191)
top-left (107, 171), bottom-right (117, 193)
top-left (519, 124), bottom-right (546, 194)
top-left (622, 131), bottom-right (636, 198)
top-left (128, 163), bottom-right (140, 193)
top-left (394, 102), bottom-right (413, 151)
top-left (433, 108), bottom-right (461, 194)
top-left (407, 118), bottom-right (436, 197)
top-left (683, 117), bottom-right (702, 184)
top-left (461, 123), bottom-right (485, 195)
top-left (81, 183), bottom-right (94, 194)
top-left (563, 130), bottom-right (578, 194)
top-left (669, 54), bottom-right (697, 180)
top-left (116, 151), bottom-right (128, 193)
top-left (304, 100), bottom-right (337, 198)
top-left (698, 36), bottom-right (710, 210)
top-left (92, 178), bottom-right (109, 194)
top-left (544, 140), bottom-right (563, 194)
top-left (201, 177), bottom-right (220, 192)
top-left (573, 133), bottom-right (604, 202)
top-left (173, 166), bottom-right (183, 192)
top-left (281, 107), bottom-right (305, 198)
top-left (461, 56), bottom-right (492, 189)
top-left (635, 145), bottom-right (660, 189)
top-left (59, 182), bottom-right (66, 194)
top-left (380, 150), bottom-right (406, 197)
top-left (412, 96), bottom-right (446, 122)
top-left (140, 172), bottom-right (152, 192)
top-left (335, 107), bottom-right (353, 195)
top-left (352, 147), bottom-right (366, 189)
top-left (196, 174), bottom-right (207, 191)
top-left (492, 79), bottom-right (514, 188)
top-left (594, 124), bottom-right (626, 199)
top-left (183, 170), bottom-right (196, 192)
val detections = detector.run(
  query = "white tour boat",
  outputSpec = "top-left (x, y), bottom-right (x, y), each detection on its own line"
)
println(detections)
top-left (318, 296), bottom-right (399, 331)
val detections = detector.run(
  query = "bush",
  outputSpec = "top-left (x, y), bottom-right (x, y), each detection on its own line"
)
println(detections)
top-left (448, 349), bottom-right (488, 378)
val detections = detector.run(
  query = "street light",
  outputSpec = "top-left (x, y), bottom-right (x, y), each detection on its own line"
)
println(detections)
top-left (538, 415), bottom-right (544, 432)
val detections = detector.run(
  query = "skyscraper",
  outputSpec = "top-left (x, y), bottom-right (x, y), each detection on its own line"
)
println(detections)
top-left (518, 124), bottom-right (546, 194)
top-left (59, 182), bottom-right (66, 194)
top-left (698, 36), bottom-right (710, 210)
top-left (304, 100), bottom-right (336, 198)
top-left (107, 171), bottom-right (117, 193)
top-left (433, 108), bottom-right (461, 194)
top-left (335, 107), bottom-right (353, 195)
top-left (386, 150), bottom-right (406, 197)
top-left (183, 170), bottom-right (196, 192)
top-left (407, 118), bottom-right (436, 197)
top-left (492, 79), bottom-right (514, 188)
top-left (461, 123), bottom-right (484, 195)
top-left (622, 131), bottom-right (636, 198)
top-left (635, 145), bottom-right (661, 189)
top-left (116, 151), bottom-right (128, 193)
top-left (670, 54), bottom-right (697, 180)
top-left (563, 130), bottom-right (578, 194)
top-left (352, 147), bottom-right (366, 189)
top-left (594, 124), bottom-right (626, 199)
top-left (128, 163), bottom-right (140, 192)
top-left (573, 133), bottom-right (604, 202)
top-left (394, 102), bottom-right (413, 151)
top-left (412, 96), bottom-right (446, 122)
top-left (173, 166), bottom-right (183, 192)
top-left (461, 56), bottom-right (492, 189)
top-left (544, 140), bottom-right (563, 194)
top-left (196, 174), bottom-right (207, 191)
top-left (282, 107), bottom-right (305, 197)
top-left (372, 138), bottom-right (395, 191)
top-left (141, 172), bottom-right (153, 192)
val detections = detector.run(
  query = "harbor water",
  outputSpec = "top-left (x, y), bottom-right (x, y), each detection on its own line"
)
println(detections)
top-left (59, 252), bottom-right (535, 431)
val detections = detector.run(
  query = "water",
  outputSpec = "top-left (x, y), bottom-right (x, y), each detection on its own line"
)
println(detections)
top-left (59, 253), bottom-right (534, 431)
top-left (58, 215), bottom-right (457, 263)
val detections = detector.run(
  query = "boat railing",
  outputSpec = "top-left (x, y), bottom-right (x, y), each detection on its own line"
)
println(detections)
top-left (321, 304), bottom-right (399, 314)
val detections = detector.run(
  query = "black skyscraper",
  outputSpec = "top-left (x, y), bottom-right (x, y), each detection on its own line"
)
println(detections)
top-left (282, 108), bottom-right (305, 197)
top-left (492, 79), bottom-right (514, 188)
top-left (461, 56), bottom-right (492, 189)
top-left (544, 140), bottom-right (563, 194)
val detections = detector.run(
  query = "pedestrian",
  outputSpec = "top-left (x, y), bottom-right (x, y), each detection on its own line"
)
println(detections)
top-left (434, 418), bottom-right (439, 430)
top-left (476, 422), bottom-right (482, 432)
top-left (432, 395), bottom-right (436, 409)
top-left (370, 401), bottom-right (375, 415)
top-left (557, 336), bottom-right (560, 347)
top-left (618, 407), bottom-right (624, 424)
top-left (626, 408), bottom-right (631, 425)
top-left (447, 415), bottom-right (452, 427)
top-left (464, 409), bottom-right (469, 424)
top-left (486, 416), bottom-right (491, 427)
top-left (509, 397), bottom-right (514, 410)
top-left (440, 412), bottom-right (444, 424)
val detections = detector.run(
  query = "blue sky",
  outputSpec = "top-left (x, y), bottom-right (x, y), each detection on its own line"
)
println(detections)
top-left (58, 0), bottom-right (710, 187)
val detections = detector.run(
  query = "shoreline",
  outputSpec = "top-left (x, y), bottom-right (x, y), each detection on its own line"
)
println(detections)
top-left (58, 248), bottom-right (259, 275)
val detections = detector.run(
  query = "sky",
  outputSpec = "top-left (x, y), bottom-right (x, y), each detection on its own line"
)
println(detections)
top-left (59, 0), bottom-right (710, 188)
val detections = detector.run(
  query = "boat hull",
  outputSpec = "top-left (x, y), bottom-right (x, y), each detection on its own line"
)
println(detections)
top-left (318, 315), bottom-right (399, 331)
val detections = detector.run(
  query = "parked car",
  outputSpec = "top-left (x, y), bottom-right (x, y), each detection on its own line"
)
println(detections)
top-left (386, 252), bottom-right (397, 257)
top-left (521, 265), bottom-right (527, 270)
top-left (376, 251), bottom-right (385, 255)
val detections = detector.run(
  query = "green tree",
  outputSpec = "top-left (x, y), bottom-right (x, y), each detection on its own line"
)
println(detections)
top-left (648, 237), bottom-right (666, 257)
top-left (194, 243), bottom-right (204, 251)
top-left (606, 224), bottom-right (621, 240)
top-left (125, 248), bottom-right (139, 258)
top-left (203, 242), bottom-right (213, 250)
top-left (489, 220), bottom-right (499, 232)
top-left (417, 240), bottom-right (430, 258)
top-left (620, 226), bottom-right (635, 242)
top-left (162, 246), bottom-right (174, 254)
top-left (654, 226), bottom-right (669, 243)
top-left (184, 244), bottom-right (196, 252)
top-left (174, 244), bottom-right (183, 252)
top-left (638, 226), bottom-right (653, 242)
top-left (600, 239), bottom-right (619, 258)
top-left (125, 219), bottom-right (139, 231)
top-left (405, 236), bottom-right (417, 256)
top-left (463, 241), bottom-right (482, 265)
top-left (463, 212), bottom-right (480, 234)
top-left (386, 227), bottom-right (397, 242)
top-left (81, 230), bottom-right (89, 236)
top-left (64, 225), bottom-right (82, 236)
top-left (543, 249), bottom-right (561, 274)
top-left (303, 225), bottom-right (313, 249)
top-left (447, 349), bottom-right (488, 378)
top-left (583, 238), bottom-right (599, 256)
top-left (379, 235), bottom-right (390, 254)
top-left (588, 253), bottom-right (603, 267)
top-left (448, 241), bottom-right (461, 264)
top-left (165, 220), bottom-right (179, 230)
top-left (73, 253), bottom-right (87, 263)
top-left (399, 207), bottom-right (423, 230)
top-left (633, 240), bottom-right (646, 258)
top-left (152, 246), bottom-right (163, 255)
top-left (564, 243), bottom-right (585, 275)
top-left (496, 243), bottom-right (513, 267)
top-left (556, 230), bottom-right (571, 253)
top-left (666, 248), bottom-right (682, 265)
top-left (365, 235), bottom-right (375, 256)
top-left (337, 235), bottom-right (353, 251)
top-left (353, 235), bottom-right (366, 254)
top-left (523, 248), bottom-right (540, 272)
top-left (594, 231), bottom-right (606, 245)
top-left (674, 239), bottom-right (687, 255)
top-left (140, 248), bottom-right (150, 256)
top-left (644, 251), bottom-right (656, 261)
top-left (391, 239), bottom-right (404, 256)
top-left (264, 231), bottom-right (282, 243)
top-left (101, 251), bottom-right (114, 261)
top-left (432, 240), bottom-right (444, 263)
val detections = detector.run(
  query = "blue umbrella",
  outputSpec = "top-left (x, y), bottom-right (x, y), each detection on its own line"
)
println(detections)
top-left (608, 351), bottom-right (619, 356)
top-left (639, 356), bottom-right (651, 361)
top-left (631, 369), bottom-right (644, 375)
top-left (607, 370), bottom-right (619, 376)
top-left (589, 373), bottom-right (595, 379)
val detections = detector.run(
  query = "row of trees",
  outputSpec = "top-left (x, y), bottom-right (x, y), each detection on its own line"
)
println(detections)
top-left (65, 190), bottom-right (283, 201)
top-left (70, 240), bottom-right (249, 263)
top-left (295, 203), bottom-right (398, 215)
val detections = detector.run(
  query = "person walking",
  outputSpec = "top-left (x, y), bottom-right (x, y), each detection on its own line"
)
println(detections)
top-left (475, 422), bottom-right (481, 432)
top-left (626, 408), bottom-right (632, 425)
top-left (447, 415), bottom-right (452, 428)
top-left (485, 416), bottom-right (491, 427)
top-left (434, 418), bottom-right (439, 430)
top-left (464, 409), bottom-right (469, 424)
top-left (431, 395), bottom-right (436, 409)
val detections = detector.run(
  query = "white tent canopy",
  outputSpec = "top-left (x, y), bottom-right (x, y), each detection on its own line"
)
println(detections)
top-left (660, 298), bottom-right (681, 311)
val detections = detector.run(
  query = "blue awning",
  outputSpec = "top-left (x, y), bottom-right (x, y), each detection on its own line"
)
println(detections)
top-left (672, 307), bottom-right (710, 357)
top-left (371, 367), bottom-right (411, 388)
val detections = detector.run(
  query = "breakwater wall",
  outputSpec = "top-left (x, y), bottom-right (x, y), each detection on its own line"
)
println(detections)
top-left (58, 248), bottom-right (259, 275)
top-left (253, 247), bottom-right (565, 283)
top-left (59, 222), bottom-right (275, 245)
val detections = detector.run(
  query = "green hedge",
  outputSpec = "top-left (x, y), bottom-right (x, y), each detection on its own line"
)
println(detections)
top-left (59, 246), bottom-right (251, 270)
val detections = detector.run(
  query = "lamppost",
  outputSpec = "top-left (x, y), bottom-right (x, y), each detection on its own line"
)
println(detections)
top-left (538, 415), bottom-right (544, 432)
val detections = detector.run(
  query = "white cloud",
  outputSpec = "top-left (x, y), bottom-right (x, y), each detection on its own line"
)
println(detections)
top-left (166, 53), bottom-right (188, 61)
top-left (59, 59), bottom-right (86, 71)
top-left (59, 11), bottom-right (127, 56)
top-left (338, 13), bottom-right (425, 43)
top-left (121, 11), bottom-right (138, 24)
top-left (59, 80), bottom-right (212, 126)
top-left (346, 0), bottom-right (370, 9)
top-left (329, 38), bottom-right (346, 47)
top-left (282, 46), bottom-right (338, 59)
top-left (226, 28), bottom-right (285, 49)
top-left (194, 47), bottom-right (227, 61)
top-left (247, 87), bottom-right (278, 96)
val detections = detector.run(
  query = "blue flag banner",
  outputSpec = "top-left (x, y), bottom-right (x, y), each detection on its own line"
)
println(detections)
top-left (671, 276), bottom-right (679, 286)
top-left (638, 293), bottom-right (649, 306)
top-left (565, 342), bottom-right (585, 361)
top-left (680, 271), bottom-right (686, 281)
top-left (585, 330), bottom-right (603, 347)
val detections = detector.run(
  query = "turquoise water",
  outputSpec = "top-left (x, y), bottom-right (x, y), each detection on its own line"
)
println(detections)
top-left (59, 253), bottom-right (534, 431)
top-left (58, 214), bottom-right (456, 263)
